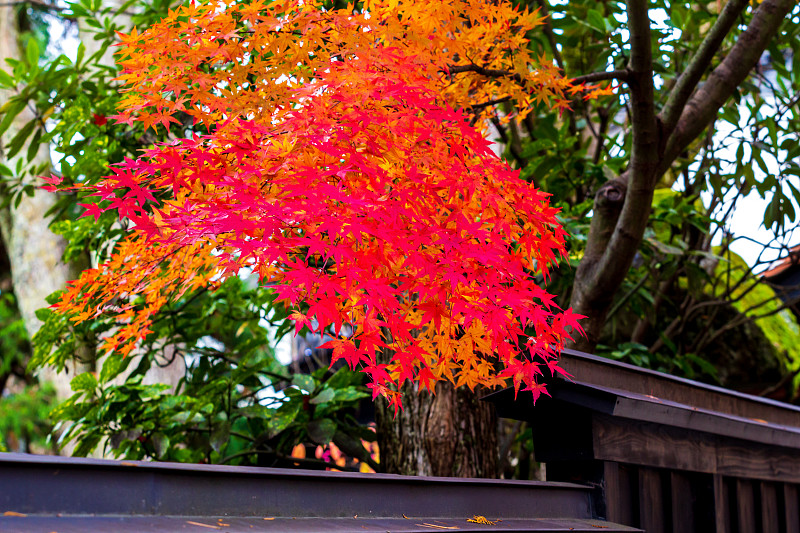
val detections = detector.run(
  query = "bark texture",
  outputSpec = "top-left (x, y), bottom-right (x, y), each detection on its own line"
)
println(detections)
top-left (376, 381), bottom-right (498, 477)
top-left (0, 5), bottom-right (91, 403)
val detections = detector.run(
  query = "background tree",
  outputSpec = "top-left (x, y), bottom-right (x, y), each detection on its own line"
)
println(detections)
top-left (0, 0), bottom-right (89, 452)
top-left (495, 0), bottom-right (800, 397)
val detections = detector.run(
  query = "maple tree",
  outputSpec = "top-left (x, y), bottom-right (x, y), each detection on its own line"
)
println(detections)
top-left (47, 0), bottom-right (600, 412)
top-left (2, 0), bottom-right (799, 472)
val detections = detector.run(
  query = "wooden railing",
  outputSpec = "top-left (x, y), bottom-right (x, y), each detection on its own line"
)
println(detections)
top-left (486, 349), bottom-right (800, 533)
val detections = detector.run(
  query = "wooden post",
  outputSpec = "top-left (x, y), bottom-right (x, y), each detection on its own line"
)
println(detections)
top-left (714, 474), bottom-right (731, 533)
top-left (639, 467), bottom-right (664, 533)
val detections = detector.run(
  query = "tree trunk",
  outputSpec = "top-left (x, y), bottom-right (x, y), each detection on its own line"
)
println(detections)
top-left (0, 4), bottom-right (93, 405)
top-left (376, 380), bottom-right (498, 477)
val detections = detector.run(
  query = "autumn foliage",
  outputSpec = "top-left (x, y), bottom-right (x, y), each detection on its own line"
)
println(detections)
top-left (52, 0), bottom-right (598, 411)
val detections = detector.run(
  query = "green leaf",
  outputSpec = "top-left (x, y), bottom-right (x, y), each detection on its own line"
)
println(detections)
top-left (70, 372), bottom-right (97, 393)
top-left (268, 401), bottom-right (301, 438)
top-left (26, 39), bottom-right (40, 70)
top-left (646, 236), bottom-right (684, 256)
top-left (26, 128), bottom-right (43, 162)
top-left (307, 418), bottom-right (336, 445)
top-left (238, 405), bottom-right (269, 418)
top-left (6, 118), bottom-right (37, 159)
top-left (292, 373), bottom-right (315, 394)
top-left (75, 43), bottom-right (86, 68)
top-left (332, 386), bottom-right (369, 403)
top-left (310, 388), bottom-right (335, 405)
top-left (210, 422), bottom-right (230, 454)
top-left (685, 353), bottom-right (719, 380)
top-left (325, 366), bottom-right (361, 389)
top-left (0, 99), bottom-right (26, 137)
top-left (585, 10), bottom-right (606, 33)
top-left (100, 353), bottom-right (127, 383)
top-left (0, 69), bottom-right (14, 89)
top-left (151, 432), bottom-right (169, 458)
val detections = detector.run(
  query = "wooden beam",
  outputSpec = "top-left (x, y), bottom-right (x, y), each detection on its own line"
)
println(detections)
top-left (592, 416), bottom-right (800, 483)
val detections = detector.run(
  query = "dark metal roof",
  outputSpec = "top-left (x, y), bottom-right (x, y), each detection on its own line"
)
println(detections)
top-left (0, 453), bottom-right (640, 533)
top-left (487, 378), bottom-right (800, 449)
top-left (0, 516), bottom-right (638, 533)
top-left (536, 349), bottom-right (800, 426)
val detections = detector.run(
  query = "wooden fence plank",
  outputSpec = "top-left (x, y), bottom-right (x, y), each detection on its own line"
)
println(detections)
top-left (714, 475), bottom-right (731, 533)
top-left (604, 461), bottom-right (635, 526)
top-left (786, 484), bottom-right (799, 533)
top-left (639, 467), bottom-right (664, 533)
top-left (671, 471), bottom-right (694, 533)
top-left (760, 482), bottom-right (779, 533)
top-left (737, 479), bottom-right (756, 533)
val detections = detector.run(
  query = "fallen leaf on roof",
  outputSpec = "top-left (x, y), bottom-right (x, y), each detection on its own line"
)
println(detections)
top-left (263, 517), bottom-right (275, 520)
top-left (416, 523), bottom-right (459, 529)
top-left (186, 520), bottom-right (221, 529)
top-left (3, 512), bottom-right (26, 517)
top-left (467, 516), bottom-right (496, 525)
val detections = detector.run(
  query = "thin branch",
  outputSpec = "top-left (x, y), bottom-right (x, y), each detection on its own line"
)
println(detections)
top-left (606, 270), bottom-right (650, 322)
top-left (759, 365), bottom-right (800, 397)
top-left (534, 0), bottom-right (565, 71)
top-left (660, 0), bottom-right (750, 134)
top-left (446, 64), bottom-right (522, 83)
top-left (468, 96), bottom-right (512, 112)
top-left (571, 69), bottom-right (630, 85)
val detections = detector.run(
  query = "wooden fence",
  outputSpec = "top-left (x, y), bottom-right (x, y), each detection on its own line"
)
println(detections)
top-left (486, 349), bottom-right (800, 533)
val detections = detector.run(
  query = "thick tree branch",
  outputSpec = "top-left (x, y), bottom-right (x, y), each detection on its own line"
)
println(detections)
top-left (660, 0), bottom-right (750, 133)
top-left (660, 0), bottom-right (796, 174)
top-left (568, 0), bottom-right (659, 351)
top-left (590, 0), bottom-right (658, 287)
